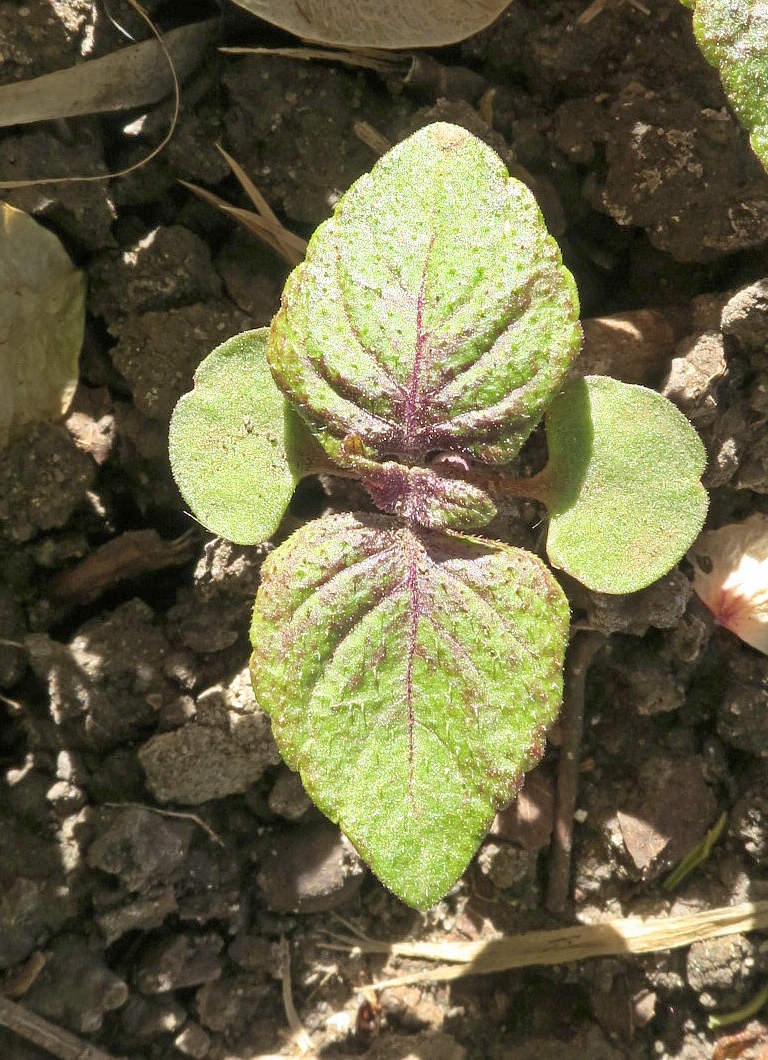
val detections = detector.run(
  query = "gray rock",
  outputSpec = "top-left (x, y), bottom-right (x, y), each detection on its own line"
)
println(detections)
top-left (0, 130), bottom-right (116, 250)
top-left (570, 569), bottom-right (691, 638)
top-left (364, 1032), bottom-right (466, 1060)
top-left (26, 598), bottom-right (170, 751)
top-left (110, 299), bottom-right (250, 422)
top-left (195, 974), bottom-right (273, 1034)
top-left (136, 932), bottom-right (224, 994)
top-left (586, 87), bottom-right (768, 262)
top-left (216, 229), bottom-right (283, 321)
top-left (87, 805), bottom-right (194, 891)
top-left (0, 423), bottom-right (94, 543)
top-left (476, 841), bottom-right (538, 891)
top-left (720, 279), bottom-right (768, 354)
top-left (257, 821), bottom-right (365, 913)
top-left (662, 332), bottom-right (727, 426)
top-left (732, 763), bottom-right (768, 865)
top-left (139, 674), bottom-right (280, 804)
top-left (491, 1025), bottom-right (621, 1060)
top-left (175, 1021), bottom-right (212, 1058)
top-left (118, 993), bottom-right (187, 1040)
top-left (620, 653), bottom-right (685, 716)
top-left (24, 935), bottom-right (128, 1034)
top-left (95, 886), bottom-right (178, 946)
top-left (268, 768), bottom-right (312, 822)
top-left (719, 647), bottom-right (768, 756)
top-left (223, 57), bottom-right (405, 226)
top-left (686, 934), bottom-right (754, 993)
top-left (617, 755), bottom-right (716, 879)
top-left (0, 878), bottom-right (75, 970)
top-left (89, 225), bottom-right (222, 327)
top-left (227, 935), bottom-right (274, 972)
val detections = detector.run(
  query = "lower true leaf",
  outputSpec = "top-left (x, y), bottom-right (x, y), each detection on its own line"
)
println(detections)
top-left (250, 511), bottom-right (569, 909)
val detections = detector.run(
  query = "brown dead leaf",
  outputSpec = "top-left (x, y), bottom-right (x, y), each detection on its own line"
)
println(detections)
top-left (229, 0), bottom-right (513, 49)
top-left (47, 529), bottom-right (198, 608)
top-left (0, 202), bottom-right (85, 449)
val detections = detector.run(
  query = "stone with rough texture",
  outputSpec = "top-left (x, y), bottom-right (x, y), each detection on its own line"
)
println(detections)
top-left (89, 225), bottom-right (222, 327)
top-left (139, 681), bottom-right (280, 804)
top-left (257, 821), bottom-right (366, 913)
top-left (136, 932), bottom-right (224, 994)
top-left (0, 423), bottom-right (94, 543)
top-left (87, 806), bottom-right (194, 892)
top-left (23, 935), bottom-right (128, 1034)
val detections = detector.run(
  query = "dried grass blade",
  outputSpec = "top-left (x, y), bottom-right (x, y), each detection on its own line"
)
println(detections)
top-left (179, 179), bottom-right (306, 266)
top-left (215, 144), bottom-right (280, 225)
top-left (219, 46), bottom-right (408, 75)
top-left (321, 900), bottom-right (768, 988)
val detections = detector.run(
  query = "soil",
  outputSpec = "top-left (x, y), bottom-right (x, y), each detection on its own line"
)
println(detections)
top-left (1, 2), bottom-right (768, 1059)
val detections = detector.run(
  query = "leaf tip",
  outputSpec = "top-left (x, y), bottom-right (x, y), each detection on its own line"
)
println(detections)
top-left (429, 122), bottom-right (471, 153)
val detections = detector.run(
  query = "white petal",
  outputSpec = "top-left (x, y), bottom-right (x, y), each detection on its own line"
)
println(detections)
top-left (689, 514), bottom-right (768, 654)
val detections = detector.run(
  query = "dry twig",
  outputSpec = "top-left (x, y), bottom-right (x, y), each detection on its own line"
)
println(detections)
top-left (278, 937), bottom-right (316, 1056)
top-left (103, 802), bottom-right (225, 848)
top-left (547, 630), bottom-right (605, 913)
top-left (0, 996), bottom-right (124, 1060)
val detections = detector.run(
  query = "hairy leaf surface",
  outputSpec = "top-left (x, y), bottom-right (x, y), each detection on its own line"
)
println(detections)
top-left (250, 512), bottom-right (569, 909)
top-left (542, 376), bottom-right (708, 594)
top-left (686, 0), bottom-right (768, 170)
top-left (169, 330), bottom-right (324, 544)
top-left (269, 123), bottom-right (581, 468)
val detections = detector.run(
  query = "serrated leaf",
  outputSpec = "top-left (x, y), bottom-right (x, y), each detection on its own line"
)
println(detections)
top-left (268, 122), bottom-right (581, 468)
top-left (541, 376), bottom-right (708, 594)
top-left (0, 201), bottom-right (85, 450)
top-left (229, 0), bottom-right (513, 49)
top-left (169, 329), bottom-right (325, 544)
top-left (249, 512), bottom-right (569, 909)
top-left (686, 0), bottom-right (768, 170)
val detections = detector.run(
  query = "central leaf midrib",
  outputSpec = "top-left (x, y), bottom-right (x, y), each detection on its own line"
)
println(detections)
top-left (403, 241), bottom-right (435, 456)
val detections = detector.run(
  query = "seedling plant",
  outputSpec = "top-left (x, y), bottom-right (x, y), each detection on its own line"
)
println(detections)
top-left (170, 123), bottom-right (707, 910)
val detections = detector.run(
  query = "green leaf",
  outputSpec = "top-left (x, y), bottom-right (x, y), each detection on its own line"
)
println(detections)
top-left (686, 0), bottom-right (768, 170)
top-left (169, 329), bottom-right (324, 544)
top-left (541, 376), bottom-right (708, 594)
top-left (268, 122), bottom-right (581, 467)
top-left (250, 512), bottom-right (569, 909)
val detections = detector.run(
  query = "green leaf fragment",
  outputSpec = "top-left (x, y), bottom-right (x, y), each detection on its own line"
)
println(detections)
top-left (542, 376), bottom-right (708, 594)
top-left (687, 0), bottom-right (768, 170)
top-left (250, 512), bottom-right (569, 909)
top-left (169, 329), bottom-right (324, 545)
top-left (707, 980), bottom-right (768, 1029)
top-left (268, 122), bottom-right (581, 467)
top-left (663, 810), bottom-right (727, 892)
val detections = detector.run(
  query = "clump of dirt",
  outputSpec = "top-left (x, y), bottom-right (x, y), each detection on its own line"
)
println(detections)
top-left (1, 2), bottom-right (768, 1059)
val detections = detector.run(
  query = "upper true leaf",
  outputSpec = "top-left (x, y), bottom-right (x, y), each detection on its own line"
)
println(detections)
top-left (268, 122), bottom-right (582, 468)
top-left (541, 376), bottom-right (708, 594)
top-left (250, 511), bottom-right (569, 909)
top-left (685, 0), bottom-right (768, 171)
top-left (169, 329), bottom-right (325, 545)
